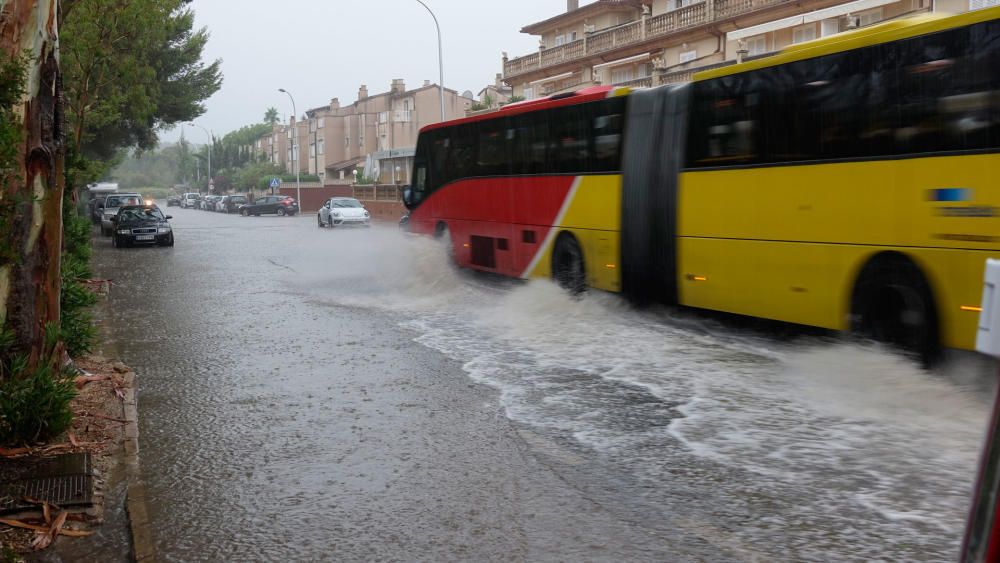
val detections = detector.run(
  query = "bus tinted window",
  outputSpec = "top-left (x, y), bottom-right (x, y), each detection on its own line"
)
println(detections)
top-left (687, 20), bottom-right (1000, 168)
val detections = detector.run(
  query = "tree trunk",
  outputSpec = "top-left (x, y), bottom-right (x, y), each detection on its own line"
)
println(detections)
top-left (0, 0), bottom-right (65, 370)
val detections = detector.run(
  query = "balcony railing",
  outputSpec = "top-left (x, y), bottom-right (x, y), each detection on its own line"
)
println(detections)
top-left (614, 76), bottom-right (653, 88)
top-left (504, 0), bottom-right (791, 79)
top-left (658, 59), bottom-right (736, 85)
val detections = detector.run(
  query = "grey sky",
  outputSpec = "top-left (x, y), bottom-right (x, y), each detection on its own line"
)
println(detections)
top-left (162, 0), bottom-right (581, 144)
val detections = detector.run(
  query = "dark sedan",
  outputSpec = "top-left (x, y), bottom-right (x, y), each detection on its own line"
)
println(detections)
top-left (112, 205), bottom-right (174, 247)
top-left (238, 195), bottom-right (299, 216)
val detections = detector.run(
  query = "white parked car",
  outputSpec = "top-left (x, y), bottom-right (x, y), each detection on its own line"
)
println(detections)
top-left (317, 197), bottom-right (370, 228)
top-left (181, 192), bottom-right (200, 208)
top-left (100, 193), bottom-right (143, 236)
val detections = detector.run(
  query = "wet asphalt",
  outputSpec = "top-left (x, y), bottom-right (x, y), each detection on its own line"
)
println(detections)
top-left (89, 203), bottom-right (995, 562)
top-left (90, 206), bottom-right (720, 562)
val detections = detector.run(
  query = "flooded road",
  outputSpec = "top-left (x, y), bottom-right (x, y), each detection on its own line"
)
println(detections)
top-left (91, 205), bottom-right (995, 561)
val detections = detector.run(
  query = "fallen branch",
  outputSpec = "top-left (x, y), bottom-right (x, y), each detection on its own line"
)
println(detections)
top-left (0, 516), bottom-right (93, 543)
top-left (74, 374), bottom-right (110, 389)
top-left (0, 447), bottom-right (32, 458)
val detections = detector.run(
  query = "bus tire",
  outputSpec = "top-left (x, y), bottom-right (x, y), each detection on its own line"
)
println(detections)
top-left (850, 252), bottom-right (940, 365)
top-left (552, 232), bottom-right (586, 294)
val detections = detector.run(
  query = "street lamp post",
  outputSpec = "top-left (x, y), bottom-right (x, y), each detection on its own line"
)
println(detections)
top-left (188, 122), bottom-right (212, 192)
top-left (414, 0), bottom-right (445, 122)
top-left (278, 88), bottom-right (302, 211)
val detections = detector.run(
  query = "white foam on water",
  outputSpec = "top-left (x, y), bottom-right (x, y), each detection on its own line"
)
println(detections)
top-left (291, 226), bottom-right (993, 559)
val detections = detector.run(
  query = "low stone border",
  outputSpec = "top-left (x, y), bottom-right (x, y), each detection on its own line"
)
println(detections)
top-left (121, 371), bottom-right (155, 562)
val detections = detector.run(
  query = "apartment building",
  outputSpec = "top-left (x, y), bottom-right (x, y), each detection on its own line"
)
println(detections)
top-left (503, 0), bottom-right (984, 97)
top-left (255, 123), bottom-right (290, 168)
top-left (260, 80), bottom-right (473, 185)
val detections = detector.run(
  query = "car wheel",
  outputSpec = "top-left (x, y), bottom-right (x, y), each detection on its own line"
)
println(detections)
top-left (241, 208), bottom-right (249, 216)
top-left (552, 232), bottom-right (586, 295)
top-left (167, 234), bottom-right (174, 247)
top-left (276, 207), bottom-right (286, 217)
top-left (317, 214), bottom-right (324, 228)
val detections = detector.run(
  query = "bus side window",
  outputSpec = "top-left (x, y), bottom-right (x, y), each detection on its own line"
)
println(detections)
top-left (477, 120), bottom-right (507, 177)
top-left (430, 132), bottom-right (450, 189)
top-left (592, 102), bottom-right (623, 172)
top-left (551, 105), bottom-right (590, 174)
top-left (686, 75), bottom-right (761, 168)
top-left (447, 125), bottom-right (476, 184)
top-left (412, 162), bottom-right (428, 204)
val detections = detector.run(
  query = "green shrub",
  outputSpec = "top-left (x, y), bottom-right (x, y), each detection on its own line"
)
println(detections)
top-left (0, 328), bottom-right (77, 446)
top-left (60, 195), bottom-right (97, 357)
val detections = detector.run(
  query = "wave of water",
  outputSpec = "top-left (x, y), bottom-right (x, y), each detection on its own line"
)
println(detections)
top-left (292, 226), bottom-right (994, 560)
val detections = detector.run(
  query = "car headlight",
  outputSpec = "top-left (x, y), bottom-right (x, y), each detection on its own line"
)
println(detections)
top-left (117, 229), bottom-right (130, 234)
top-left (364, 211), bottom-right (370, 217)
top-left (157, 226), bottom-right (171, 234)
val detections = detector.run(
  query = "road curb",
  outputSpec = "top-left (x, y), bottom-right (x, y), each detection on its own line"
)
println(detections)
top-left (121, 371), bottom-right (156, 562)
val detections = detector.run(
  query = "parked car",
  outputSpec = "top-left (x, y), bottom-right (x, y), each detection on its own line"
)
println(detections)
top-left (181, 192), bottom-right (200, 208)
top-left (317, 197), bottom-right (370, 228)
top-left (100, 193), bottom-right (144, 236)
top-left (219, 195), bottom-right (248, 213)
top-left (88, 197), bottom-right (105, 224)
top-left (239, 195), bottom-right (299, 216)
top-left (111, 205), bottom-right (174, 247)
top-left (166, 195), bottom-right (181, 207)
top-left (200, 195), bottom-right (218, 210)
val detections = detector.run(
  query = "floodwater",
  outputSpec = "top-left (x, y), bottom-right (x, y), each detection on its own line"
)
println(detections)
top-left (90, 204), bottom-right (996, 562)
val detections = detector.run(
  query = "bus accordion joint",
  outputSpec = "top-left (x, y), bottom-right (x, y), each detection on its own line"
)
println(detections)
top-left (687, 274), bottom-right (708, 282)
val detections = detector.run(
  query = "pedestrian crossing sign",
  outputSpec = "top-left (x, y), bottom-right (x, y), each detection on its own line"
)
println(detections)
top-left (269, 177), bottom-right (280, 189)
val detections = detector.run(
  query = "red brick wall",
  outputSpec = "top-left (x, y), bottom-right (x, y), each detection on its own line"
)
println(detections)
top-left (278, 185), bottom-right (352, 212)
top-left (363, 200), bottom-right (407, 223)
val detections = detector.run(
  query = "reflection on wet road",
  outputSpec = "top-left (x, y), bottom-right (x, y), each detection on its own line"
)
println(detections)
top-left (91, 205), bottom-right (994, 561)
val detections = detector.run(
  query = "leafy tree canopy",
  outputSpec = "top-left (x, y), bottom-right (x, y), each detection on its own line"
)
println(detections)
top-left (60, 0), bottom-right (223, 182)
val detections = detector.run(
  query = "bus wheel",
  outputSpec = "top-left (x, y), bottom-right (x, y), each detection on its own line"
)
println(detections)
top-left (552, 233), bottom-right (586, 294)
top-left (850, 252), bottom-right (940, 364)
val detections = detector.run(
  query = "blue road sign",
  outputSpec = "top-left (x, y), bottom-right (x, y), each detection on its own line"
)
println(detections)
top-left (269, 177), bottom-right (281, 189)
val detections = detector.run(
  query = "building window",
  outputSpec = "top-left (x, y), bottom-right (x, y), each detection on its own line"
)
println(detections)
top-left (971, 0), bottom-right (1000, 8)
top-left (792, 24), bottom-right (817, 44)
top-left (345, 136), bottom-right (350, 147)
top-left (679, 50), bottom-right (697, 64)
top-left (287, 129), bottom-right (292, 139)
top-left (309, 143), bottom-right (316, 158)
top-left (523, 86), bottom-right (534, 100)
top-left (554, 34), bottom-right (565, 46)
top-left (610, 67), bottom-right (634, 84)
top-left (318, 139), bottom-right (324, 155)
top-left (858, 8), bottom-right (883, 27)
top-left (570, 31), bottom-right (578, 41)
top-left (746, 35), bottom-right (767, 56)
top-left (318, 117), bottom-right (325, 129)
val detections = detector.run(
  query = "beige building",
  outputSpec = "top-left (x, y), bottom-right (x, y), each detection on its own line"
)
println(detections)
top-left (503, 0), bottom-right (982, 97)
top-left (255, 123), bottom-right (290, 168)
top-left (259, 80), bottom-right (473, 185)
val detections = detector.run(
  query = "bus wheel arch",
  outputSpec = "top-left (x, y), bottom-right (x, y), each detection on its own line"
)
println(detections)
top-left (552, 231), bottom-right (586, 294)
top-left (849, 251), bottom-right (940, 364)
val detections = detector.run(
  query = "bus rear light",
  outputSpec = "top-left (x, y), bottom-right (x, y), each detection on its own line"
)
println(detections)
top-left (605, 264), bottom-right (616, 269)
top-left (687, 275), bottom-right (708, 282)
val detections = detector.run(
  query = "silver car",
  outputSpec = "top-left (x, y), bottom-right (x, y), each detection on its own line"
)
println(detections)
top-left (100, 193), bottom-right (143, 236)
top-left (317, 197), bottom-right (370, 228)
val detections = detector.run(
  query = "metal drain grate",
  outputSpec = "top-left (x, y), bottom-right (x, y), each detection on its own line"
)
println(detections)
top-left (0, 453), bottom-right (94, 514)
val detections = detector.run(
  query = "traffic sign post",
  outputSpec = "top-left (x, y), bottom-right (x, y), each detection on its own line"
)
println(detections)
top-left (269, 177), bottom-right (280, 194)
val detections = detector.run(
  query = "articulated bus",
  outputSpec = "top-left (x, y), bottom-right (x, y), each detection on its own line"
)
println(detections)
top-left (403, 7), bottom-right (1000, 360)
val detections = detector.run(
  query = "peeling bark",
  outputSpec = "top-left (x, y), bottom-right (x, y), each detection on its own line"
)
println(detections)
top-left (0, 0), bottom-right (64, 370)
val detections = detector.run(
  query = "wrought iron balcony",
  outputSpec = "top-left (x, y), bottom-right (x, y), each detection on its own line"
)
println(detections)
top-left (504, 0), bottom-right (791, 80)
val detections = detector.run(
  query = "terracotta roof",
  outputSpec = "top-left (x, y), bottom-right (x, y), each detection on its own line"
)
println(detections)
top-left (521, 0), bottom-right (643, 35)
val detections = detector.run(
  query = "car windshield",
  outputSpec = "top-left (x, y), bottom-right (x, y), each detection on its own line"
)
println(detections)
top-left (232, 197), bottom-right (246, 203)
top-left (106, 195), bottom-right (141, 207)
top-left (332, 199), bottom-right (362, 208)
top-left (118, 208), bottom-right (164, 222)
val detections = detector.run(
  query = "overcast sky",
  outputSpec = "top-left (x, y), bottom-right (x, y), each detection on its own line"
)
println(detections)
top-left (162, 0), bottom-right (583, 144)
